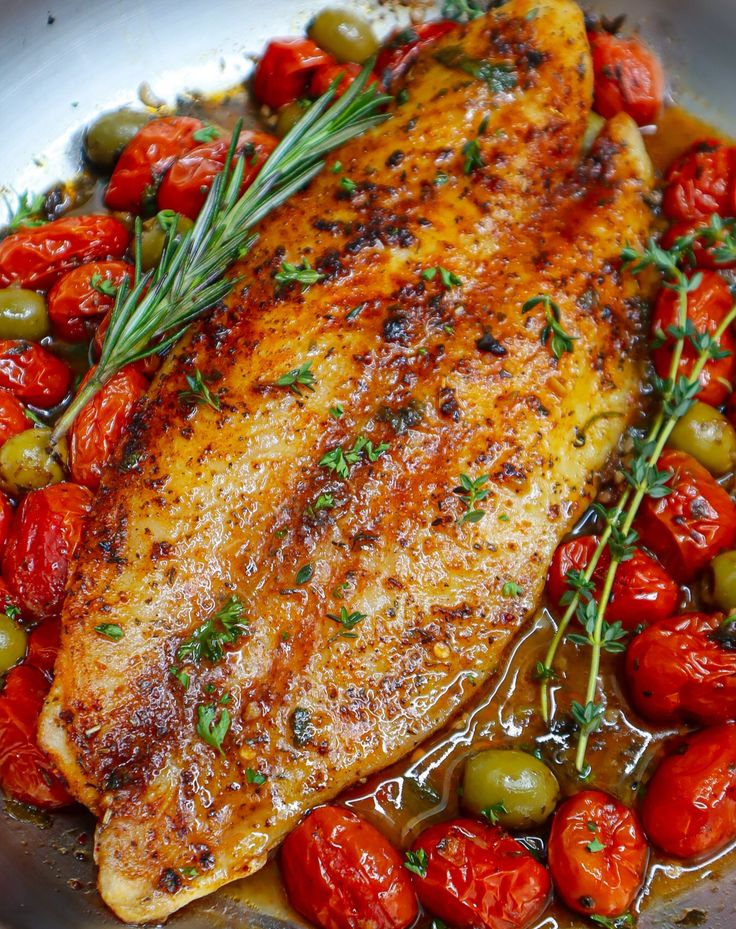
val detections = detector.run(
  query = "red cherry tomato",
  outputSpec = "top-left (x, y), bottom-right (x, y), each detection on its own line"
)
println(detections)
top-left (641, 723), bottom-right (736, 858)
top-left (280, 806), bottom-right (418, 929)
top-left (0, 664), bottom-right (71, 808)
top-left (626, 611), bottom-right (736, 725)
top-left (548, 790), bottom-right (647, 918)
top-left (0, 341), bottom-right (72, 409)
top-left (663, 139), bottom-right (736, 222)
top-left (650, 270), bottom-right (736, 407)
top-left (587, 30), bottom-right (663, 126)
top-left (547, 535), bottom-right (607, 608)
top-left (254, 38), bottom-right (334, 110)
top-left (309, 63), bottom-right (382, 100)
top-left (158, 130), bottom-right (278, 220)
top-left (3, 482), bottom-right (93, 622)
top-left (105, 116), bottom-right (205, 212)
top-left (408, 818), bottom-right (551, 929)
top-left (637, 449), bottom-right (736, 581)
top-left (48, 260), bottom-right (133, 342)
top-left (0, 388), bottom-right (29, 448)
top-left (0, 492), bottom-right (13, 560)
top-left (375, 21), bottom-right (459, 89)
top-left (69, 365), bottom-right (148, 492)
top-left (0, 215), bottom-right (129, 291)
top-left (661, 219), bottom-right (736, 271)
top-left (26, 618), bottom-right (61, 678)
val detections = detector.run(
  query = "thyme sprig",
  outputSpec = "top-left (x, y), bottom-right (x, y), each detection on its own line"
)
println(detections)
top-left (50, 64), bottom-right (391, 442)
top-left (540, 225), bottom-right (736, 773)
top-left (522, 294), bottom-right (576, 359)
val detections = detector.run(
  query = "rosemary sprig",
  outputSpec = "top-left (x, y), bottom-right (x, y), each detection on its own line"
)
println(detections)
top-left (50, 64), bottom-right (391, 442)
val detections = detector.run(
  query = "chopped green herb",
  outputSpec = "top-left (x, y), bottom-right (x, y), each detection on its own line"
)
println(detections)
top-left (246, 768), bottom-right (267, 785)
top-left (502, 581), bottom-right (523, 598)
top-left (307, 492), bottom-right (336, 516)
top-left (498, 512), bottom-right (509, 522)
top-left (404, 849), bottom-right (428, 878)
top-left (327, 606), bottom-right (367, 640)
top-left (5, 191), bottom-right (47, 231)
top-left (396, 88), bottom-right (410, 105)
top-left (94, 623), bottom-right (123, 641)
top-left (193, 125), bottom-right (221, 143)
top-left (340, 176), bottom-right (357, 194)
top-left (435, 46), bottom-right (517, 94)
top-left (90, 272), bottom-right (118, 298)
top-left (196, 703), bottom-right (230, 755)
top-left (177, 595), bottom-right (248, 664)
top-left (434, 172), bottom-right (451, 186)
top-left (462, 138), bottom-right (484, 174)
top-left (169, 667), bottom-right (190, 690)
top-left (329, 404), bottom-right (344, 419)
top-left (422, 266), bottom-right (462, 288)
top-left (295, 563), bottom-right (314, 585)
top-left (319, 435), bottom-right (389, 479)
top-left (179, 866), bottom-right (199, 879)
top-left (454, 472), bottom-right (490, 524)
top-left (179, 368), bottom-right (221, 411)
top-left (590, 915), bottom-right (634, 929)
top-left (4, 604), bottom-right (20, 622)
top-left (346, 302), bottom-right (367, 321)
top-left (275, 360), bottom-right (316, 396)
top-left (522, 294), bottom-right (576, 359)
top-left (330, 161), bottom-right (343, 174)
top-left (586, 836), bottom-right (606, 853)
top-left (481, 800), bottom-right (507, 824)
top-left (275, 258), bottom-right (324, 292)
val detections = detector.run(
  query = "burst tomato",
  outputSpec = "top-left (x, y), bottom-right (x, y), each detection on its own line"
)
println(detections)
top-left (3, 482), bottom-right (93, 622)
top-left (0, 663), bottom-right (71, 808)
top-left (650, 270), bottom-right (736, 407)
top-left (626, 611), bottom-right (736, 725)
top-left (0, 341), bottom-right (72, 408)
top-left (48, 260), bottom-right (134, 342)
top-left (548, 790), bottom-right (647, 918)
top-left (588, 30), bottom-right (663, 126)
top-left (105, 116), bottom-right (205, 212)
top-left (663, 139), bottom-right (736, 222)
top-left (26, 618), bottom-right (61, 678)
top-left (0, 215), bottom-right (129, 291)
top-left (408, 818), bottom-right (550, 929)
top-left (280, 806), bottom-right (418, 929)
top-left (157, 130), bottom-right (278, 220)
top-left (254, 38), bottom-right (334, 109)
top-left (637, 449), bottom-right (736, 581)
top-left (69, 366), bottom-right (148, 491)
top-left (641, 723), bottom-right (736, 858)
top-left (661, 219), bottom-right (736, 270)
top-left (375, 21), bottom-right (458, 88)
top-left (0, 388), bottom-right (29, 448)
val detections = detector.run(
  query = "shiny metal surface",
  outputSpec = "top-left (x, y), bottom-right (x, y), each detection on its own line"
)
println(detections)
top-left (0, 0), bottom-right (735, 927)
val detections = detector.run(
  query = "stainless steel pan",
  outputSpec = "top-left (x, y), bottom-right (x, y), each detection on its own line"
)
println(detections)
top-left (0, 1), bottom-right (735, 927)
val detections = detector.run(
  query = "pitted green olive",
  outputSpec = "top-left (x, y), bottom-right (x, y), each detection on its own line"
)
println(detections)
top-left (462, 748), bottom-right (560, 829)
top-left (667, 401), bottom-right (736, 476)
top-left (0, 428), bottom-right (67, 495)
top-left (705, 549), bottom-right (736, 613)
top-left (0, 289), bottom-right (50, 341)
top-left (84, 109), bottom-right (151, 168)
top-left (0, 614), bottom-right (27, 673)
top-left (275, 101), bottom-right (311, 138)
top-left (307, 8), bottom-right (379, 63)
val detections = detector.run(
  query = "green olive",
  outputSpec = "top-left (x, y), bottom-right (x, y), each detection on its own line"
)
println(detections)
top-left (133, 212), bottom-right (194, 271)
top-left (84, 108), bottom-right (151, 168)
top-left (275, 101), bottom-right (311, 139)
top-left (667, 401), bottom-right (736, 476)
top-left (0, 289), bottom-right (50, 341)
top-left (307, 7), bottom-right (379, 63)
top-left (0, 613), bottom-right (27, 673)
top-left (705, 549), bottom-right (736, 612)
top-left (462, 748), bottom-right (560, 829)
top-left (0, 428), bottom-right (67, 496)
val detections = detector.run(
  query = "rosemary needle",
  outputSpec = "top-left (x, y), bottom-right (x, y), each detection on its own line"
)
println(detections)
top-left (51, 63), bottom-right (391, 441)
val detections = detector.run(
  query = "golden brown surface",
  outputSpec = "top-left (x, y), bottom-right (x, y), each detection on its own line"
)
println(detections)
top-left (39, 0), bottom-right (655, 921)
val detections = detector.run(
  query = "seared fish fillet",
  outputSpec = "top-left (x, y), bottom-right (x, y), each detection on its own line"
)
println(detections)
top-left (40, 0), bottom-right (654, 921)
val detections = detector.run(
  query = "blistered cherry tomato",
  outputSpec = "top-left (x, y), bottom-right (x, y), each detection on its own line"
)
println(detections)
top-left (375, 21), bottom-right (458, 88)
top-left (0, 578), bottom-right (21, 619)
top-left (547, 535), bottom-right (606, 607)
top-left (626, 611), bottom-right (736, 725)
top-left (0, 663), bottom-right (71, 808)
top-left (408, 818), bottom-right (550, 929)
top-left (158, 130), bottom-right (277, 220)
top-left (0, 215), bottom-right (129, 292)
top-left (663, 139), bottom-right (736, 222)
top-left (3, 482), bottom-right (93, 622)
top-left (661, 219), bottom-right (736, 270)
top-left (641, 723), bottom-right (736, 858)
top-left (48, 260), bottom-right (133, 342)
top-left (69, 366), bottom-right (148, 492)
top-left (0, 388), bottom-right (30, 447)
top-left (280, 806), bottom-right (418, 929)
top-left (309, 62), bottom-right (382, 99)
top-left (26, 618), bottom-right (61, 678)
top-left (0, 341), bottom-right (72, 409)
top-left (105, 116), bottom-right (205, 212)
top-left (0, 492), bottom-right (13, 560)
top-left (588, 30), bottom-right (663, 126)
top-left (651, 270), bottom-right (736, 407)
top-left (548, 790), bottom-right (647, 918)
top-left (254, 38), bottom-right (333, 110)
top-left (637, 449), bottom-right (736, 581)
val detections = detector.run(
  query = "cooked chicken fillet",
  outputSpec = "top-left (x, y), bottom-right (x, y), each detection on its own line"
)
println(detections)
top-left (39, 0), bottom-right (655, 921)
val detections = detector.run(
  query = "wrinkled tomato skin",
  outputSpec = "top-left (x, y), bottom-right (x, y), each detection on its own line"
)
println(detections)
top-left (280, 806), bottom-right (418, 929)
top-left (158, 130), bottom-right (278, 220)
top-left (641, 723), bottom-right (736, 859)
top-left (663, 139), bottom-right (736, 222)
top-left (661, 220), bottom-right (736, 270)
top-left (48, 260), bottom-right (134, 342)
top-left (588, 31), bottom-right (663, 126)
top-left (0, 664), bottom-right (71, 808)
top-left (0, 340), bottom-right (72, 408)
top-left (0, 215), bottom-right (130, 291)
top-left (375, 21), bottom-right (458, 88)
top-left (26, 618), bottom-right (61, 678)
top-left (547, 536), bottom-right (678, 629)
top-left (637, 449), bottom-right (736, 581)
top-left (105, 116), bottom-right (204, 212)
top-left (0, 389), bottom-right (28, 448)
top-left (651, 270), bottom-right (736, 407)
top-left (409, 818), bottom-right (551, 929)
top-left (3, 483), bottom-right (93, 622)
top-left (254, 38), bottom-right (333, 109)
top-left (0, 492), bottom-right (13, 560)
top-left (0, 578), bottom-right (20, 619)
top-left (69, 365), bottom-right (148, 492)
top-left (626, 612), bottom-right (736, 725)
top-left (548, 790), bottom-right (648, 918)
